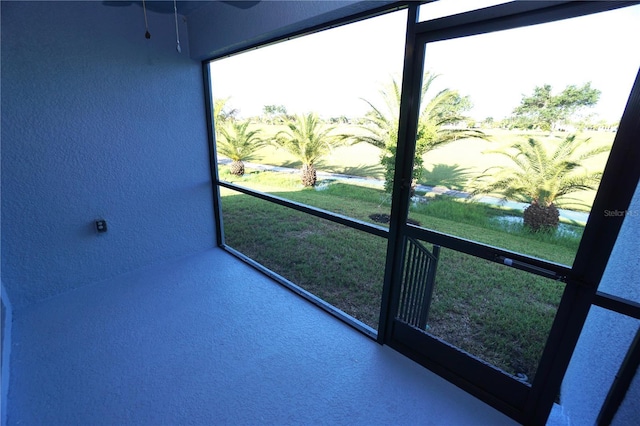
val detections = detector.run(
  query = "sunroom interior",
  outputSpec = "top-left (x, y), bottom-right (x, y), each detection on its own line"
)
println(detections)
top-left (1, 1), bottom-right (639, 425)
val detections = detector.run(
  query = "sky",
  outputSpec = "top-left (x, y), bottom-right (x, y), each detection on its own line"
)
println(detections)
top-left (209, 2), bottom-right (640, 122)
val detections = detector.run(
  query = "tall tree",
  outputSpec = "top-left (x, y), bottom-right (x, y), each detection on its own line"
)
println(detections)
top-left (262, 104), bottom-right (288, 124)
top-left (217, 121), bottom-right (267, 176)
top-left (471, 134), bottom-right (607, 231)
top-left (352, 72), bottom-right (485, 193)
top-left (511, 82), bottom-right (600, 131)
top-left (274, 113), bottom-right (345, 187)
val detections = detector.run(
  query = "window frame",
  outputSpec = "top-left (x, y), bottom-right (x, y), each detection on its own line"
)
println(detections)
top-left (202, 1), bottom-right (640, 422)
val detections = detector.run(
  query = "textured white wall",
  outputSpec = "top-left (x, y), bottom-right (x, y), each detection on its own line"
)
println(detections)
top-left (1, 2), bottom-right (214, 309)
top-left (561, 182), bottom-right (640, 424)
top-left (187, 0), bottom-right (396, 60)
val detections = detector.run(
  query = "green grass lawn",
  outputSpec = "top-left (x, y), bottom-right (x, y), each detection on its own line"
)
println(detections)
top-left (218, 167), bottom-right (583, 382)
top-left (220, 168), bottom-right (581, 265)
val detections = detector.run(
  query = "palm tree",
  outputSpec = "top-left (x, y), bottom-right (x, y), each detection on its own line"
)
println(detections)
top-left (213, 97), bottom-right (238, 125)
top-left (274, 113), bottom-right (344, 187)
top-left (217, 121), bottom-right (267, 176)
top-left (353, 72), bottom-right (485, 192)
top-left (471, 134), bottom-right (608, 231)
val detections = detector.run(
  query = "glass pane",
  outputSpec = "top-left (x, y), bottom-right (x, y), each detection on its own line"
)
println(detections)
top-left (210, 10), bottom-right (407, 228)
top-left (408, 6), bottom-right (640, 266)
top-left (418, 0), bottom-right (514, 22)
top-left (220, 187), bottom-right (387, 330)
top-left (397, 241), bottom-right (565, 382)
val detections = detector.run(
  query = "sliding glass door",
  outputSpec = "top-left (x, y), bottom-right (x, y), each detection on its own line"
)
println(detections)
top-left (384, 2), bottom-right (640, 423)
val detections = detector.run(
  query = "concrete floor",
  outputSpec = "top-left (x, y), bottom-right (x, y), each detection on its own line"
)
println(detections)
top-left (7, 248), bottom-right (517, 425)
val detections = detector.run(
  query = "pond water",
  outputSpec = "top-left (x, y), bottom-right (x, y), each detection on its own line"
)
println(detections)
top-left (492, 215), bottom-right (582, 238)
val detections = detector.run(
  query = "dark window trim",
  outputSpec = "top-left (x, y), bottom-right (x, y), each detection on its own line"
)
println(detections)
top-left (383, 1), bottom-right (640, 424)
top-left (217, 181), bottom-right (389, 239)
top-left (531, 58), bottom-right (640, 409)
top-left (203, 1), bottom-right (409, 64)
top-left (202, 1), bottom-right (640, 424)
top-left (574, 66), bottom-right (640, 286)
top-left (222, 245), bottom-right (378, 339)
top-left (392, 319), bottom-right (530, 422)
top-left (202, 62), bottom-right (225, 247)
top-left (381, 2), bottom-right (424, 346)
top-left (204, 0), bottom-right (414, 348)
top-left (594, 292), bottom-right (640, 320)
top-left (415, 1), bottom-right (634, 42)
top-left (378, 1), bottom-right (422, 350)
top-left (597, 327), bottom-right (640, 425)
top-left (405, 224), bottom-right (572, 281)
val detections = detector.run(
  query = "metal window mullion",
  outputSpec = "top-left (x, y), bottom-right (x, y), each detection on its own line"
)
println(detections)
top-left (597, 327), bottom-right (640, 425)
top-left (526, 62), bottom-right (640, 426)
top-left (415, 1), bottom-right (566, 33)
top-left (386, 4), bottom-right (426, 337)
top-left (379, 2), bottom-right (422, 343)
top-left (593, 292), bottom-right (640, 320)
top-left (217, 181), bottom-right (389, 239)
top-left (573, 67), bottom-right (640, 286)
top-left (415, 1), bottom-right (633, 42)
top-left (405, 223), bottom-right (571, 282)
top-left (202, 62), bottom-right (225, 247)
top-left (222, 245), bottom-right (378, 340)
top-left (203, 2), bottom-right (410, 64)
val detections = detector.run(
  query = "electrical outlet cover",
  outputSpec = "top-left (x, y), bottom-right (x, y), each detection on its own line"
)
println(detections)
top-left (95, 220), bottom-right (108, 233)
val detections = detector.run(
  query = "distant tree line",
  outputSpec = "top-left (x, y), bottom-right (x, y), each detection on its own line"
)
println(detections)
top-left (478, 82), bottom-right (615, 132)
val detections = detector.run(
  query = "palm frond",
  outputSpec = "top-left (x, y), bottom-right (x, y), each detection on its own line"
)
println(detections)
top-left (472, 134), bottom-right (607, 206)
top-left (217, 121), bottom-right (267, 162)
top-left (273, 113), bottom-right (343, 167)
